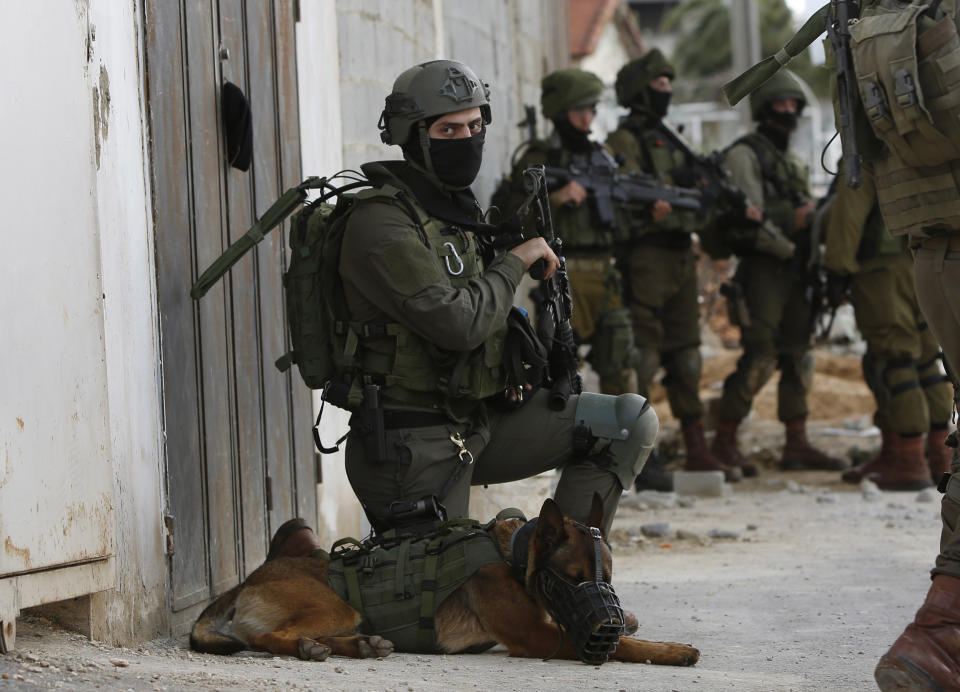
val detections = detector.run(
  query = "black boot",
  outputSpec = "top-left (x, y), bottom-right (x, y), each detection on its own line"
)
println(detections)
top-left (633, 448), bottom-right (673, 492)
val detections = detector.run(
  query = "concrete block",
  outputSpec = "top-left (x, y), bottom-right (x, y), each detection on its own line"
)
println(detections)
top-left (673, 470), bottom-right (728, 497)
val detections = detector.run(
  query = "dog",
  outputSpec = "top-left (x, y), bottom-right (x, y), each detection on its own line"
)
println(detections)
top-left (190, 496), bottom-right (700, 666)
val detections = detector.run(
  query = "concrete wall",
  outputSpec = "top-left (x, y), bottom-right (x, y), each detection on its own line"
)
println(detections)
top-left (0, 0), bottom-right (166, 646)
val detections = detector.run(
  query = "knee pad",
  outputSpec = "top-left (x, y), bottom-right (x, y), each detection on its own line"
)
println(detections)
top-left (573, 392), bottom-right (660, 489)
top-left (743, 354), bottom-right (778, 396)
top-left (587, 308), bottom-right (635, 379)
top-left (632, 346), bottom-right (661, 389)
top-left (663, 346), bottom-right (702, 388)
top-left (779, 351), bottom-right (815, 392)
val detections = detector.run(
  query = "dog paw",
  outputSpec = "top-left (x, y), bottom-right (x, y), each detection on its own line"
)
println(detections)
top-left (621, 610), bottom-right (639, 636)
top-left (298, 638), bottom-right (332, 661)
top-left (357, 635), bottom-right (394, 659)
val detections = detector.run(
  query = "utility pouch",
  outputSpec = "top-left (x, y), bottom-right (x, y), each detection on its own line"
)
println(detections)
top-left (720, 281), bottom-right (752, 328)
top-left (851, 3), bottom-right (960, 168)
top-left (386, 495), bottom-right (448, 526)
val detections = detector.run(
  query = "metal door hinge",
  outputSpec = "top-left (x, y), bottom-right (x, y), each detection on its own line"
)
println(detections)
top-left (315, 451), bottom-right (323, 484)
top-left (294, 0), bottom-right (301, 22)
top-left (266, 475), bottom-right (274, 511)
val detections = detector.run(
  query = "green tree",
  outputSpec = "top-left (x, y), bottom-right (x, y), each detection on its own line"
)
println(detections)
top-left (662, 0), bottom-right (829, 101)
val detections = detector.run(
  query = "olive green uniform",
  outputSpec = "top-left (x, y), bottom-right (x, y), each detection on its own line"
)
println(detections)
top-left (824, 161), bottom-right (953, 436)
top-left (339, 161), bottom-right (657, 533)
top-left (605, 111), bottom-right (706, 422)
top-left (508, 135), bottom-right (635, 394)
top-left (717, 131), bottom-right (815, 423)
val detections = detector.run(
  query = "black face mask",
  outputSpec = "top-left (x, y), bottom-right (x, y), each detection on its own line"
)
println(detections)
top-left (426, 128), bottom-right (486, 189)
top-left (552, 116), bottom-right (592, 152)
top-left (645, 86), bottom-right (672, 118)
top-left (768, 110), bottom-right (799, 132)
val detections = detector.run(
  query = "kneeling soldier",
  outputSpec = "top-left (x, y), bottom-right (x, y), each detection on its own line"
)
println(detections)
top-left (336, 60), bottom-right (658, 534)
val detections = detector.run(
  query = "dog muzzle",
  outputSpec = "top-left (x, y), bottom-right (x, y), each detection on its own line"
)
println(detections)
top-left (531, 527), bottom-right (625, 664)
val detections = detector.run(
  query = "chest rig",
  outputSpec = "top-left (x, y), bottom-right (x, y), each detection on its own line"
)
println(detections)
top-left (345, 186), bottom-right (508, 409)
top-left (731, 132), bottom-right (809, 241)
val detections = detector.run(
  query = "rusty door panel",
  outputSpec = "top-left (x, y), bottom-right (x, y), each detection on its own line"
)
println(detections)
top-left (245, 0), bottom-right (295, 531)
top-left (145, 0), bottom-right (211, 612)
top-left (274, 0), bottom-right (318, 525)
top-left (218, 0), bottom-right (269, 578)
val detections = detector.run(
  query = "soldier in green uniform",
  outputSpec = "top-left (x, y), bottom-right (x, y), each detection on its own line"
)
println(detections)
top-left (606, 49), bottom-right (741, 482)
top-left (502, 69), bottom-right (651, 396)
top-left (722, 4), bottom-right (960, 684)
top-left (824, 162), bottom-right (953, 491)
top-left (337, 59), bottom-right (658, 536)
top-left (712, 71), bottom-right (848, 475)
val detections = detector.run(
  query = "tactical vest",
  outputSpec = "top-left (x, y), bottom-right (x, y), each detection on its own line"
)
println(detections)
top-left (346, 187), bottom-right (508, 409)
top-left (851, 0), bottom-right (960, 169)
top-left (324, 518), bottom-right (509, 653)
top-left (517, 139), bottom-right (621, 250)
top-left (728, 132), bottom-right (809, 241)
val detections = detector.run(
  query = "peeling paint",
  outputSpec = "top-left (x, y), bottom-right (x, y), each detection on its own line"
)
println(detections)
top-left (16, 418), bottom-right (24, 431)
top-left (4, 538), bottom-right (32, 568)
top-left (91, 65), bottom-right (110, 169)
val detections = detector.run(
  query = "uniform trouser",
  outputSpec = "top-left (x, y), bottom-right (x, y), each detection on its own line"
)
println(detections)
top-left (566, 254), bottom-right (636, 395)
top-left (344, 388), bottom-right (658, 535)
top-left (717, 254), bottom-right (813, 423)
top-left (913, 238), bottom-right (960, 579)
top-left (851, 253), bottom-right (953, 434)
top-left (624, 242), bottom-right (704, 421)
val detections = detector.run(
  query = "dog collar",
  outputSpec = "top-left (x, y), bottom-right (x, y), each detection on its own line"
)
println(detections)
top-left (509, 518), bottom-right (538, 585)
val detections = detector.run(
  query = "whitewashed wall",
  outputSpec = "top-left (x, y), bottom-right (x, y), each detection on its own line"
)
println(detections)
top-left (0, 0), bottom-right (166, 646)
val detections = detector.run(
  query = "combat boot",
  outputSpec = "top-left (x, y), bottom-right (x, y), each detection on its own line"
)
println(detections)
top-left (633, 448), bottom-right (674, 492)
top-left (682, 418), bottom-right (742, 483)
top-left (928, 426), bottom-right (953, 484)
top-left (780, 417), bottom-right (850, 471)
top-left (868, 434), bottom-right (935, 491)
top-left (875, 575), bottom-right (960, 691)
top-left (711, 418), bottom-right (759, 477)
top-left (842, 429), bottom-right (897, 484)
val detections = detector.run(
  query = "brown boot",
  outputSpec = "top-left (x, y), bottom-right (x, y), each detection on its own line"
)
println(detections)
top-left (842, 430), bottom-right (897, 484)
top-left (868, 434), bottom-right (935, 491)
top-left (683, 418), bottom-right (742, 483)
top-left (875, 575), bottom-right (960, 691)
top-left (928, 426), bottom-right (953, 484)
top-left (780, 417), bottom-right (850, 471)
top-left (266, 518), bottom-right (323, 560)
top-left (711, 418), bottom-right (759, 477)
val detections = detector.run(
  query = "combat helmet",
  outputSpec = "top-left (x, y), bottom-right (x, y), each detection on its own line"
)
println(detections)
top-left (615, 48), bottom-right (675, 110)
top-left (749, 70), bottom-right (807, 120)
top-left (540, 69), bottom-right (604, 120)
top-left (378, 59), bottom-right (492, 146)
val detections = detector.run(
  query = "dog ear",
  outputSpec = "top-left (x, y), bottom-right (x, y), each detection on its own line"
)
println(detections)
top-left (535, 498), bottom-right (567, 550)
top-left (587, 492), bottom-right (605, 535)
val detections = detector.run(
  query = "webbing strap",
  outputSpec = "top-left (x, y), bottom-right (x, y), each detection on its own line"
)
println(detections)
top-left (394, 539), bottom-right (411, 599)
top-left (416, 534), bottom-right (446, 651)
top-left (342, 562), bottom-right (364, 618)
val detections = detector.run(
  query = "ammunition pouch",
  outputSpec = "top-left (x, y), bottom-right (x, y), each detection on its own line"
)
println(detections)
top-left (851, 3), bottom-right (960, 169)
top-left (530, 526), bottom-right (624, 665)
top-left (586, 308), bottom-right (636, 379)
top-left (720, 281), bottom-right (752, 328)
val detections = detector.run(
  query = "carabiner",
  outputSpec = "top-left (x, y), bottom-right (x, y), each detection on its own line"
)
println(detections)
top-left (443, 241), bottom-right (465, 276)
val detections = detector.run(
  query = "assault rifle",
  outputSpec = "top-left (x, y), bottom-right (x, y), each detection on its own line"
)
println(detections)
top-left (519, 165), bottom-right (582, 410)
top-left (826, 0), bottom-right (862, 188)
top-left (541, 155), bottom-right (702, 232)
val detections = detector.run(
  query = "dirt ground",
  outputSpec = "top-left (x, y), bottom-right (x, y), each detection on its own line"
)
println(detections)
top-left (0, 349), bottom-right (948, 691)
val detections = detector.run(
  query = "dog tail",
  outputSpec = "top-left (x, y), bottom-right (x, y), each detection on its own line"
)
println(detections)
top-left (189, 585), bottom-right (246, 655)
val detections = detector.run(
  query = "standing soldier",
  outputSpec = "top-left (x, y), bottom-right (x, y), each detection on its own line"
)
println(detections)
top-left (606, 50), bottom-right (740, 482)
top-left (723, 3), bottom-right (960, 685)
top-left (334, 59), bottom-right (658, 535)
top-left (502, 69), bottom-right (645, 396)
top-left (824, 162), bottom-right (953, 491)
top-left (713, 71), bottom-right (848, 475)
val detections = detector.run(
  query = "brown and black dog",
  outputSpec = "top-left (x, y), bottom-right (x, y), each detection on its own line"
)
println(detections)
top-left (190, 497), bottom-right (699, 666)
